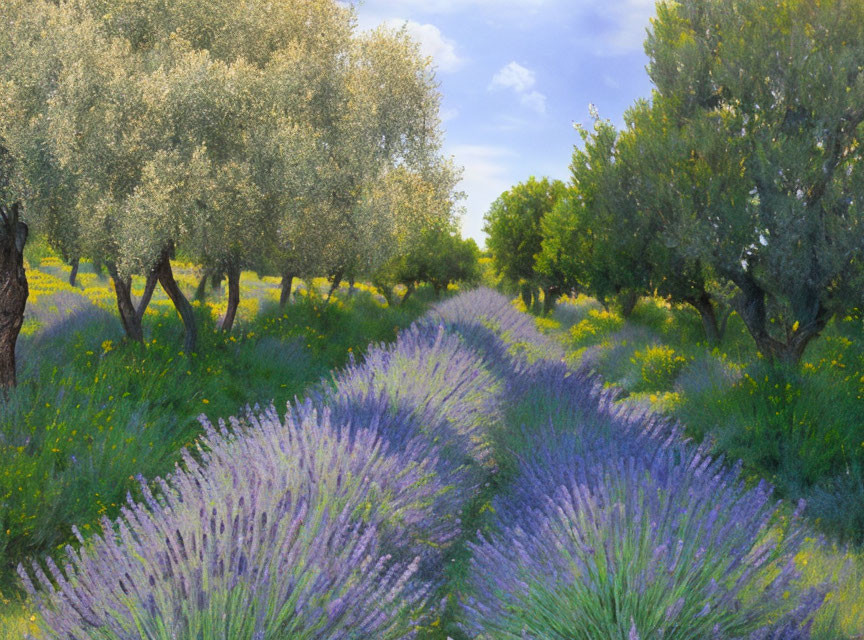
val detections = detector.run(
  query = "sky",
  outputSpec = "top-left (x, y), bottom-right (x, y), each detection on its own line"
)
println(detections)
top-left (348, 0), bottom-right (657, 247)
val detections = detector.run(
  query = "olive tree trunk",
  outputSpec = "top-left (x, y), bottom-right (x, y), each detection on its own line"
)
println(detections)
top-left (375, 283), bottom-right (394, 307)
top-left (0, 206), bottom-right (28, 391)
top-left (731, 272), bottom-right (830, 365)
top-left (155, 248), bottom-right (197, 354)
top-left (618, 290), bottom-right (640, 319)
top-left (686, 291), bottom-right (729, 346)
top-left (279, 273), bottom-right (294, 307)
top-left (219, 262), bottom-right (241, 332)
top-left (194, 270), bottom-right (210, 302)
top-left (107, 263), bottom-right (144, 343)
top-left (68, 257), bottom-right (79, 287)
top-left (400, 282), bottom-right (415, 306)
top-left (136, 270), bottom-right (158, 320)
top-left (326, 270), bottom-right (343, 303)
top-left (542, 286), bottom-right (559, 315)
top-left (520, 283), bottom-right (532, 308)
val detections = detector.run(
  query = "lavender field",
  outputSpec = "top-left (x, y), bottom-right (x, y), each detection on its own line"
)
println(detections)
top-left (11, 289), bottom-right (842, 639)
top-left (4, 0), bottom-right (864, 636)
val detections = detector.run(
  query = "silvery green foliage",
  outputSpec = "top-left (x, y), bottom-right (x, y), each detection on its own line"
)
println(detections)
top-left (2, 0), bottom-right (456, 292)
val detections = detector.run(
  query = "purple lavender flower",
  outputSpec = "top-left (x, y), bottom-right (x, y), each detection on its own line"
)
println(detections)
top-left (20, 407), bottom-right (436, 639)
top-left (331, 323), bottom-right (501, 471)
top-left (463, 425), bottom-right (825, 640)
top-left (426, 289), bottom-right (564, 372)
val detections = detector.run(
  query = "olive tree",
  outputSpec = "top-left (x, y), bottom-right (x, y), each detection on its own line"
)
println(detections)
top-left (0, 0), bottom-right (104, 388)
top-left (484, 176), bottom-right (566, 312)
top-left (303, 24), bottom-right (450, 301)
top-left (0, 147), bottom-right (26, 391)
top-left (107, 0), bottom-right (356, 339)
top-left (366, 159), bottom-right (464, 303)
top-left (536, 118), bottom-right (652, 318)
top-left (645, 0), bottom-right (864, 363)
top-left (4, 0), bottom-right (453, 368)
top-left (590, 100), bottom-right (731, 342)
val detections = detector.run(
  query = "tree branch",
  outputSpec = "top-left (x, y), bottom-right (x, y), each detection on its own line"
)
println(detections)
top-left (806, 107), bottom-right (864, 208)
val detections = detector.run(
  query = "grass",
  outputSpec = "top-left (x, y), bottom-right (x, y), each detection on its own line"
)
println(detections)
top-left (535, 293), bottom-right (864, 639)
top-left (0, 248), bottom-right (433, 634)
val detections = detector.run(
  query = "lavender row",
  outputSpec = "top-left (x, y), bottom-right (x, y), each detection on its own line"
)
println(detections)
top-left (451, 292), bottom-right (828, 639)
top-left (19, 298), bottom-right (511, 638)
top-left (19, 287), bottom-right (826, 639)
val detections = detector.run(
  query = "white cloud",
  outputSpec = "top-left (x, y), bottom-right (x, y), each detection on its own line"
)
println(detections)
top-left (520, 90), bottom-right (547, 115)
top-left (490, 61), bottom-right (536, 93)
top-left (351, 0), bottom-right (656, 55)
top-left (603, 74), bottom-right (621, 89)
top-left (383, 19), bottom-right (464, 72)
top-left (489, 62), bottom-right (546, 115)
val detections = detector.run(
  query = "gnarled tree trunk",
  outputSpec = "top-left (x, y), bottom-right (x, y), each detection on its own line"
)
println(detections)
top-left (375, 283), bottom-right (394, 307)
top-left (400, 282), bottom-right (415, 306)
top-left (542, 286), bottom-right (559, 316)
top-left (0, 208), bottom-right (28, 391)
top-left (220, 262), bottom-right (241, 332)
top-left (107, 262), bottom-right (144, 343)
top-left (136, 270), bottom-right (158, 320)
top-left (279, 273), bottom-right (294, 307)
top-left (155, 248), bottom-right (197, 354)
top-left (68, 257), bottom-right (79, 287)
top-left (686, 291), bottom-right (727, 346)
top-left (618, 290), bottom-right (640, 319)
top-left (194, 270), bottom-right (210, 302)
top-left (731, 272), bottom-right (830, 365)
top-left (520, 283), bottom-right (533, 308)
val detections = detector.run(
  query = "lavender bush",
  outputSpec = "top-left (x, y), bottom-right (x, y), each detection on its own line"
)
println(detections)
top-left (465, 437), bottom-right (825, 639)
top-left (20, 406), bottom-right (438, 639)
top-left (464, 352), bottom-right (826, 640)
top-left (427, 288), bottom-right (563, 371)
top-left (331, 323), bottom-right (501, 470)
top-left (287, 394), bottom-right (465, 563)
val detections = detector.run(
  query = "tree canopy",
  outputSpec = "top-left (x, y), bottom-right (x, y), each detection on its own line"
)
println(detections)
top-left (0, 0), bottom-right (462, 384)
top-left (643, 0), bottom-right (864, 362)
top-left (484, 176), bottom-right (566, 311)
top-left (531, 0), bottom-right (864, 360)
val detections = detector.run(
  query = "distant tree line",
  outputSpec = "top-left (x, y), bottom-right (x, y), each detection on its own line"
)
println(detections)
top-left (484, 0), bottom-right (864, 365)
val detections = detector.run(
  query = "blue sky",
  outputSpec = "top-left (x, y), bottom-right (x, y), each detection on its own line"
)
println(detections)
top-left (349, 0), bottom-right (657, 246)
